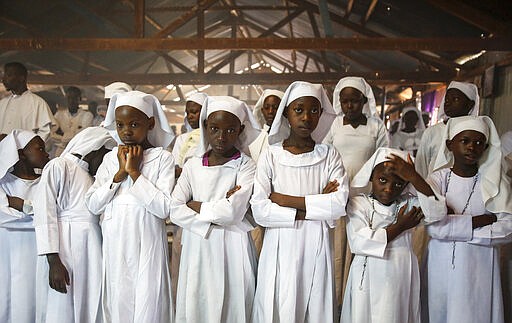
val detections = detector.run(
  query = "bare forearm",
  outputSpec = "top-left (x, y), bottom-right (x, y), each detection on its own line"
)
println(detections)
top-left (187, 200), bottom-right (202, 213)
top-left (271, 193), bottom-right (306, 211)
top-left (409, 173), bottom-right (435, 197)
top-left (472, 214), bottom-right (497, 229)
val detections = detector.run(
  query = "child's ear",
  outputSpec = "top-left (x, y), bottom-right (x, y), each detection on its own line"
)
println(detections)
top-left (283, 106), bottom-right (289, 118)
top-left (362, 96), bottom-right (368, 104)
top-left (445, 139), bottom-right (453, 151)
top-left (148, 116), bottom-right (155, 130)
top-left (239, 124), bottom-right (245, 135)
top-left (484, 143), bottom-right (489, 151)
top-left (203, 119), bottom-right (208, 128)
top-left (17, 149), bottom-right (26, 160)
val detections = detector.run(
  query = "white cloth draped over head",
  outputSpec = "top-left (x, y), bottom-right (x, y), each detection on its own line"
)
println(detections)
top-left (0, 129), bottom-right (37, 179)
top-left (61, 126), bottom-right (117, 158)
top-left (104, 90), bottom-right (175, 148)
top-left (438, 81), bottom-right (480, 120)
top-left (268, 81), bottom-right (336, 145)
top-left (332, 76), bottom-right (377, 117)
top-left (104, 82), bottom-right (132, 99)
top-left (196, 96), bottom-right (261, 157)
top-left (184, 92), bottom-right (208, 132)
top-left (433, 115), bottom-right (512, 213)
top-left (399, 106), bottom-right (426, 131)
top-left (351, 147), bottom-right (415, 194)
top-left (252, 89), bottom-right (285, 128)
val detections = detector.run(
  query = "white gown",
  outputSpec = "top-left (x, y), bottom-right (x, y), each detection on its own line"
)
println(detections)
top-left (85, 147), bottom-right (175, 323)
top-left (52, 109), bottom-right (94, 157)
top-left (171, 129), bottom-right (201, 167)
top-left (170, 153), bottom-right (257, 323)
top-left (0, 173), bottom-right (40, 323)
top-left (422, 169), bottom-right (512, 323)
top-left (390, 129), bottom-right (424, 156)
top-left (250, 143), bottom-right (349, 323)
top-left (415, 122), bottom-right (446, 177)
top-left (34, 154), bottom-right (102, 323)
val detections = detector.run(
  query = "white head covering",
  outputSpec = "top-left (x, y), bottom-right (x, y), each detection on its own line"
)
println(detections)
top-left (0, 129), bottom-right (38, 179)
top-left (438, 81), bottom-right (480, 120)
top-left (252, 89), bottom-right (285, 128)
top-left (351, 147), bottom-right (415, 195)
top-left (433, 115), bottom-right (512, 213)
top-left (196, 96), bottom-right (261, 157)
top-left (332, 76), bottom-right (377, 117)
top-left (104, 90), bottom-right (175, 148)
top-left (268, 81), bottom-right (336, 145)
top-left (61, 126), bottom-right (117, 158)
top-left (398, 106), bottom-right (426, 132)
top-left (104, 82), bottom-right (132, 99)
top-left (184, 92), bottom-right (208, 132)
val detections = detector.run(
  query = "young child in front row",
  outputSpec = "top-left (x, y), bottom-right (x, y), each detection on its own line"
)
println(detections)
top-left (34, 126), bottom-right (116, 323)
top-left (0, 130), bottom-right (49, 323)
top-left (85, 91), bottom-right (176, 323)
top-left (340, 147), bottom-right (444, 323)
top-left (170, 96), bottom-right (261, 323)
top-left (421, 116), bottom-right (512, 323)
top-left (250, 81), bottom-right (349, 323)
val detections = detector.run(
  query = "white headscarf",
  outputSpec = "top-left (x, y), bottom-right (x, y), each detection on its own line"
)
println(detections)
top-left (104, 82), bottom-right (132, 99)
top-left (438, 81), bottom-right (480, 120)
top-left (0, 129), bottom-right (37, 179)
top-left (332, 76), bottom-right (377, 117)
top-left (268, 81), bottom-right (336, 145)
top-left (61, 126), bottom-right (117, 158)
top-left (252, 89), bottom-right (285, 128)
top-left (184, 92), bottom-right (208, 133)
top-left (104, 90), bottom-right (175, 148)
top-left (196, 96), bottom-right (261, 157)
top-left (398, 106), bottom-right (426, 132)
top-left (352, 147), bottom-right (415, 195)
top-left (433, 115), bottom-right (512, 213)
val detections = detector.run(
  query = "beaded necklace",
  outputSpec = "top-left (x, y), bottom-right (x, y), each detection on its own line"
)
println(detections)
top-left (444, 169), bottom-right (479, 269)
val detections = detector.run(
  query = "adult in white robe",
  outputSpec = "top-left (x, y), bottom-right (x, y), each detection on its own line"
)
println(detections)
top-left (52, 108), bottom-right (94, 157)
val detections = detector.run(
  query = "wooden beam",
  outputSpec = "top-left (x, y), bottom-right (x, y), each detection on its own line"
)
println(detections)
top-left (113, 5), bottom-right (299, 12)
top-left (362, 0), bottom-right (379, 25)
top-left (134, 0), bottom-right (145, 37)
top-left (197, 0), bottom-right (205, 73)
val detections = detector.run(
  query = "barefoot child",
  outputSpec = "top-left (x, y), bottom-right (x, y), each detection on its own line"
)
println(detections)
top-left (34, 126), bottom-right (116, 323)
top-left (251, 81), bottom-right (349, 323)
top-left (85, 91), bottom-right (175, 323)
top-left (0, 130), bottom-right (49, 323)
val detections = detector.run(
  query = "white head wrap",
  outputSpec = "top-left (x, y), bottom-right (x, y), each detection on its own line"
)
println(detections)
top-left (61, 126), bottom-right (117, 158)
top-left (433, 115), bottom-right (512, 213)
top-left (398, 106), bottom-right (426, 132)
top-left (351, 147), bottom-right (415, 195)
top-left (104, 82), bottom-right (132, 99)
top-left (438, 81), bottom-right (480, 120)
top-left (252, 89), bottom-right (285, 128)
top-left (268, 81), bottom-right (336, 145)
top-left (184, 92), bottom-right (208, 132)
top-left (104, 90), bottom-right (175, 148)
top-left (332, 76), bottom-right (377, 117)
top-left (196, 96), bottom-right (262, 157)
top-left (0, 129), bottom-right (38, 179)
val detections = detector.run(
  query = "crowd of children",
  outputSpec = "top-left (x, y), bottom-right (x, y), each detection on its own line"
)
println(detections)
top-left (0, 77), bottom-right (511, 323)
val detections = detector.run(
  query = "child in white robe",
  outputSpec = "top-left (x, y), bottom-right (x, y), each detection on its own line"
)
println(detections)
top-left (391, 106), bottom-right (425, 157)
top-left (251, 81), bottom-right (349, 323)
top-left (170, 96), bottom-right (261, 323)
top-left (0, 129), bottom-right (49, 323)
top-left (85, 91), bottom-right (175, 323)
top-left (340, 148), bottom-right (444, 323)
top-left (34, 126), bottom-right (116, 323)
top-left (421, 116), bottom-right (512, 323)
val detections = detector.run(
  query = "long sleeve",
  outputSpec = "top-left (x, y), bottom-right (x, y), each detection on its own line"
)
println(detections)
top-left (34, 97), bottom-right (54, 142)
top-left (0, 187), bottom-right (30, 227)
top-left (85, 150), bottom-right (122, 215)
top-left (470, 212), bottom-right (512, 246)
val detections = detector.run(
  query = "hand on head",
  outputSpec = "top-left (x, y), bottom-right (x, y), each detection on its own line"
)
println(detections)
top-left (385, 153), bottom-right (416, 183)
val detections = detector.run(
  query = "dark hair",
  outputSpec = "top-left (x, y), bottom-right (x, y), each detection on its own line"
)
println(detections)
top-left (66, 86), bottom-right (82, 96)
top-left (4, 62), bottom-right (28, 77)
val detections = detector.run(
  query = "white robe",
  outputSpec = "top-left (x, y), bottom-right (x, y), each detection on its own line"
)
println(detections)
top-left (415, 122), bottom-right (446, 177)
top-left (171, 129), bottom-right (200, 168)
top-left (250, 143), bottom-right (349, 323)
top-left (422, 169), bottom-right (512, 323)
top-left (341, 194), bottom-right (444, 323)
top-left (390, 129), bottom-right (424, 156)
top-left (248, 124), bottom-right (270, 163)
top-left (85, 147), bottom-right (175, 323)
top-left (52, 109), bottom-right (94, 157)
top-left (0, 90), bottom-right (54, 141)
top-left (170, 153), bottom-right (257, 323)
top-left (0, 173), bottom-right (40, 323)
top-left (33, 154), bottom-right (102, 323)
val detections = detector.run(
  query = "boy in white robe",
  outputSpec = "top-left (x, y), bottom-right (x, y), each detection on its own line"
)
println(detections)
top-left (0, 129), bottom-right (50, 323)
top-left (390, 106), bottom-right (425, 157)
top-left (421, 116), bottom-right (512, 323)
top-left (340, 148), bottom-right (444, 323)
top-left (170, 96), bottom-right (261, 323)
top-left (251, 81), bottom-right (349, 323)
top-left (34, 126), bottom-right (116, 323)
top-left (85, 91), bottom-right (175, 323)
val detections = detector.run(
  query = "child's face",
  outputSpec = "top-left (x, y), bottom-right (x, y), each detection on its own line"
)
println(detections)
top-left (205, 111), bottom-right (244, 157)
top-left (261, 95), bottom-right (281, 127)
top-left (446, 130), bottom-right (487, 167)
top-left (370, 162), bottom-right (408, 206)
top-left (402, 110), bottom-right (419, 129)
top-left (21, 136), bottom-right (49, 169)
top-left (285, 96), bottom-right (322, 138)
top-left (444, 88), bottom-right (474, 118)
top-left (185, 101), bottom-right (202, 129)
top-left (115, 105), bottom-right (155, 146)
top-left (339, 87), bottom-right (366, 122)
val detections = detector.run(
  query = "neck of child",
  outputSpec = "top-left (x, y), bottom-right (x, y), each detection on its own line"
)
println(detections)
top-left (451, 163), bottom-right (479, 177)
top-left (402, 126), bottom-right (416, 133)
top-left (208, 148), bottom-right (239, 166)
top-left (140, 139), bottom-right (154, 150)
top-left (344, 114), bottom-right (367, 128)
top-left (11, 161), bottom-right (39, 180)
top-left (283, 133), bottom-right (316, 154)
